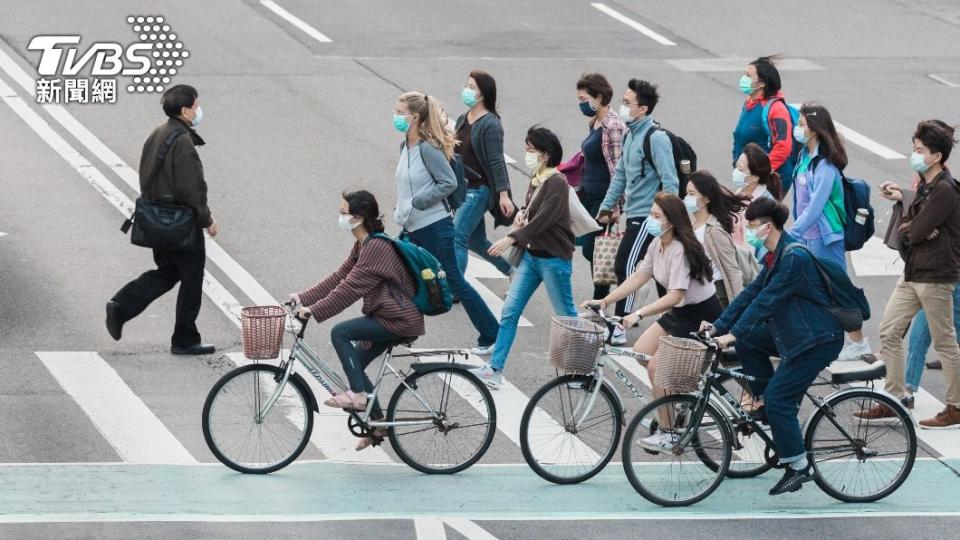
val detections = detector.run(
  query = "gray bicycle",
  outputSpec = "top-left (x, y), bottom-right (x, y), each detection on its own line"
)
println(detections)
top-left (202, 302), bottom-right (496, 474)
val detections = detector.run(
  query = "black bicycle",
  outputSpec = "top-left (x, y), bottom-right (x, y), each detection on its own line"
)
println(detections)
top-left (622, 332), bottom-right (917, 507)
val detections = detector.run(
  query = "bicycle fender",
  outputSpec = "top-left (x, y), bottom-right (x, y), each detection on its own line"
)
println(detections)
top-left (406, 362), bottom-right (477, 381)
top-left (288, 372), bottom-right (319, 412)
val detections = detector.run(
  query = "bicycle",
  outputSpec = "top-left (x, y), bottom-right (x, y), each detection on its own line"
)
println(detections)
top-left (519, 308), bottom-right (651, 484)
top-left (202, 302), bottom-right (497, 474)
top-left (621, 331), bottom-right (917, 507)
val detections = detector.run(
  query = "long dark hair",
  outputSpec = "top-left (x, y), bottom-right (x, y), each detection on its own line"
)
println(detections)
top-left (801, 102), bottom-right (848, 170)
top-left (742, 143), bottom-right (783, 199)
top-left (689, 170), bottom-right (749, 234)
top-left (342, 190), bottom-right (385, 233)
top-left (469, 70), bottom-right (498, 117)
top-left (750, 55), bottom-right (782, 99)
top-left (655, 192), bottom-right (712, 283)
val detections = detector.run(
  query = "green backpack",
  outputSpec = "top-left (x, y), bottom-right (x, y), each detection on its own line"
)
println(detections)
top-left (371, 233), bottom-right (453, 316)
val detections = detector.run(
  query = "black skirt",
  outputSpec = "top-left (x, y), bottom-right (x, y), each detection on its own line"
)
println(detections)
top-left (658, 294), bottom-right (724, 339)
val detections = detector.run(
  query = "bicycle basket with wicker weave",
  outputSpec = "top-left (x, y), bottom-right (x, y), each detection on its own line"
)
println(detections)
top-left (241, 306), bottom-right (287, 360)
top-left (653, 336), bottom-right (710, 392)
top-left (548, 316), bottom-right (605, 374)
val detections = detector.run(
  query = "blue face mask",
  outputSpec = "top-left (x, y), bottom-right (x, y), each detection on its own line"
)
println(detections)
top-left (739, 75), bottom-right (754, 95)
top-left (732, 168), bottom-right (748, 190)
top-left (793, 124), bottom-right (809, 144)
top-left (684, 195), bottom-right (700, 214)
top-left (745, 224), bottom-right (768, 249)
top-left (461, 87), bottom-right (479, 108)
top-left (393, 114), bottom-right (410, 133)
top-left (647, 219), bottom-right (666, 238)
top-left (910, 151), bottom-right (932, 173)
top-left (579, 100), bottom-right (597, 117)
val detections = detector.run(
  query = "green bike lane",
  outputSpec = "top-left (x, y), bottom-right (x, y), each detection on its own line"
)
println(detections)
top-left (2, 459), bottom-right (958, 523)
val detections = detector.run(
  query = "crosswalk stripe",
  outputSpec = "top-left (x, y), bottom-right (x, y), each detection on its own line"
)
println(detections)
top-left (226, 352), bottom-right (391, 463)
top-left (869, 375), bottom-right (960, 458)
top-left (414, 518), bottom-right (447, 539)
top-left (35, 352), bottom-right (195, 464)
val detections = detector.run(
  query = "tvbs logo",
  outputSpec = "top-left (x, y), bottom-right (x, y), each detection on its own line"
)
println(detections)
top-left (28, 16), bottom-right (189, 104)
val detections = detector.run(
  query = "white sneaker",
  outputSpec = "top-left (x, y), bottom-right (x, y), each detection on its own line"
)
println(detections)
top-left (638, 430), bottom-right (679, 453)
top-left (468, 365), bottom-right (502, 390)
top-left (838, 338), bottom-right (871, 361)
top-left (608, 323), bottom-right (627, 346)
top-left (470, 344), bottom-right (496, 356)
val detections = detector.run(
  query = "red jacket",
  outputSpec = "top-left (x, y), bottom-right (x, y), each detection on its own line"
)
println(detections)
top-left (743, 91), bottom-right (793, 172)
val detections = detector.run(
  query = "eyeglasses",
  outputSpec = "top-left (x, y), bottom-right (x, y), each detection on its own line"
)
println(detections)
top-left (621, 100), bottom-right (638, 107)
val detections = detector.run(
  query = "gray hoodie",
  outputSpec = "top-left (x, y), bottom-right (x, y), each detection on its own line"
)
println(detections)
top-left (394, 140), bottom-right (457, 232)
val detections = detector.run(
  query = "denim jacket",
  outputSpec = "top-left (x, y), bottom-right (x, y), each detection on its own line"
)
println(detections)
top-left (713, 232), bottom-right (843, 361)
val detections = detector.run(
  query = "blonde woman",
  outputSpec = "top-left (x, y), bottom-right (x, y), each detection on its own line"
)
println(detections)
top-left (392, 91), bottom-right (500, 353)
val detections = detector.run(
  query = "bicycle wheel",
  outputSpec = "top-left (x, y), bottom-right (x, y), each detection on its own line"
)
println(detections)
top-left (622, 394), bottom-right (731, 507)
top-left (520, 374), bottom-right (622, 484)
top-left (387, 366), bottom-right (496, 474)
top-left (202, 364), bottom-right (314, 474)
top-left (695, 379), bottom-right (774, 479)
top-left (806, 389), bottom-right (916, 503)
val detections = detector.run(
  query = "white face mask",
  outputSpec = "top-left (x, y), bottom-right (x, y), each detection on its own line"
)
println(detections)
top-left (619, 104), bottom-right (632, 120)
top-left (338, 213), bottom-right (361, 232)
top-left (524, 151), bottom-right (542, 172)
top-left (191, 106), bottom-right (203, 127)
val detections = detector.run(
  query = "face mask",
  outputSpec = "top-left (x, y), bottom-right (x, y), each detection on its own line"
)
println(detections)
top-left (910, 151), bottom-right (932, 173)
top-left (393, 114), bottom-right (409, 133)
top-left (619, 104), bottom-right (633, 121)
top-left (745, 224), bottom-right (768, 249)
top-left (579, 100), bottom-right (598, 117)
top-left (461, 87), bottom-right (479, 108)
top-left (338, 213), bottom-right (361, 232)
top-left (739, 75), bottom-right (754, 95)
top-left (524, 151), bottom-right (542, 172)
top-left (647, 219), bottom-right (668, 238)
top-left (190, 106), bottom-right (203, 127)
top-left (732, 168), bottom-right (748, 189)
top-left (684, 195), bottom-right (700, 214)
top-left (793, 124), bottom-right (809, 144)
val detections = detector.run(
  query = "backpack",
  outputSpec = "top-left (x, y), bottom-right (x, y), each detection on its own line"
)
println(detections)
top-left (810, 157), bottom-right (876, 251)
top-left (761, 97), bottom-right (802, 189)
top-left (641, 123), bottom-right (697, 196)
top-left (401, 142), bottom-right (468, 211)
top-left (371, 233), bottom-right (453, 316)
top-left (784, 244), bottom-right (870, 331)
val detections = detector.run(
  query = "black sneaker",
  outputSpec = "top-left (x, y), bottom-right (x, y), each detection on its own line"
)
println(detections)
top-left (769, 465), bottom-right (814, 496)
top-left (105, 301), bottom-right (124, 341)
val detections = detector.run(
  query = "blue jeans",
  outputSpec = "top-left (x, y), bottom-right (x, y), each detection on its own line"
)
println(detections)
top-left (453, 185), bottom-right (512, 276)
top-left (735, 324), bottom-right (842, 464)
top-left (405, 216), bottom-right (500, 347)
top-left (330, 316), bottom-right (402, 418)
top-left (490, 252), bottom-right (577, 372)
top-left (906, 282), bottom-right (960, 391)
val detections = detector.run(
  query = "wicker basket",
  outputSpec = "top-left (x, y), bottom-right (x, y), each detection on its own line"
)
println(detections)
top-left (654, 336), bottom-right (710, 392)
top-left (241, 306), bottom-right (286, 360)
top-left (548, 316), bottom-right (605, 374)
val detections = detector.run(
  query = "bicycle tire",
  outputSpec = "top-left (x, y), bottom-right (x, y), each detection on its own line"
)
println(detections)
top-left (622, 394), bottom-right (732, 507)
top-left (387, 366), bottom-right (496, 474)
top-left (520, 375), bottom-right (622, 484)
top-left (202, 363), bottom-right (314, 474)
top-left (806, 389), bottom-right (916, 503)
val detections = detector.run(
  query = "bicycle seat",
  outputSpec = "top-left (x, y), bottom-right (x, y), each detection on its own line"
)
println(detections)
top-left (830, 362), bottom-right (886, 385)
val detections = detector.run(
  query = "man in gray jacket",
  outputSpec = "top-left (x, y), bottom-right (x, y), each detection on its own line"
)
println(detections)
top-left (106, 84), bottom-right (219, 355)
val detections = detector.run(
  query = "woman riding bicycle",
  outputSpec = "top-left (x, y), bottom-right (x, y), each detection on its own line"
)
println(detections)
top-left (702, 197), bottom-right (844, 496)
top-left (290, 190), bottom-right (424, 451)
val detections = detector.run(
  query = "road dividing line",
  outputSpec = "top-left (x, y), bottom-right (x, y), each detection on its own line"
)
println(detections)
top-left (591, 3), bottom-right (676, 46)
top-left (227, 353), bottom-right (391, 463)
top-left (786, 102), bottom-right (904, 160)
top-left (260, 0), bottom-right (333, 43)
top-left (929, 74), bottom-right (960, 88)
top-left (849, 236), bottom-right (904, 277)
top-left (36, 352), bottom-right (195, 464)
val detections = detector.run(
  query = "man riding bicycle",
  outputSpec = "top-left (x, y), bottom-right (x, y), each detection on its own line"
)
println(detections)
top-left (701, 197), bottom-right (844, 496)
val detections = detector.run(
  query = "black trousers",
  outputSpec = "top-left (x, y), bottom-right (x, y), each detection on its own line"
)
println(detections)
top-left (112, 230), bottom-right (205, 347)
top-left (614, 216), bottom-right (654, 317)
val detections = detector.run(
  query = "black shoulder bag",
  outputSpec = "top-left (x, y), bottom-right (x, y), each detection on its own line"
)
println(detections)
top-left (121, 129), bottom-right (198, 252)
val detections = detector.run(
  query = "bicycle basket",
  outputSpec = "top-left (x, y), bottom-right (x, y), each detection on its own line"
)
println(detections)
top-left (548, 316), bottom-right (605, 374)
top-left (654, 336), bottom-right (710, 392)
top-left (241, 306), bottom-right (286, 360)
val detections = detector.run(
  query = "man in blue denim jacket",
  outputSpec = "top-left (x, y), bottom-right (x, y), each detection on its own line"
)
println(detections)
top-left (704, 198), bottom-right (843, 496)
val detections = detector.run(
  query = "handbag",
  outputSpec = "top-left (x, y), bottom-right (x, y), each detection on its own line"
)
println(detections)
top-left (567, 185), bottom-right (602, 237)
top-left (121, 128), bottom-right (198, 252)
top-left (557, 151), bottom-right (584, 188)
top-left (592, 224), bottom-right (621, 286)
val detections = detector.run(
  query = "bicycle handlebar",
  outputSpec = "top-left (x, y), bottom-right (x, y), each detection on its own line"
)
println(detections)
top-left (283, 300), bottom-right (310, 336)
top-left (584, 304), bottom-right (622, 324)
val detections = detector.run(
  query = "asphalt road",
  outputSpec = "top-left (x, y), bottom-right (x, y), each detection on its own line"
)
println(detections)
top-left (1, 1), bottom-right (960, 538)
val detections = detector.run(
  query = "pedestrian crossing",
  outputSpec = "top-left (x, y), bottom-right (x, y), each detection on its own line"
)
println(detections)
top-left (24, 348), bottom-right (960, 470)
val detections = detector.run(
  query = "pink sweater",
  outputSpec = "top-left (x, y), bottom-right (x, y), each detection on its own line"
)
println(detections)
top-left (298, 238), bottom-right (425, 337)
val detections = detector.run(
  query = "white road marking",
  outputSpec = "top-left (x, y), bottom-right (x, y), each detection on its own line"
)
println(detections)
top-left (667, 57), bottom-right (823, 72)
top-left (849, 236), bottom-right (904, 277)
top-left (414, 518), bottom-right (447, 539)
top-left (444, 518), bottom-right (499, 540)
top-left (464, 273), bottom-right (532, 327)
top-left (0, 232), bottom-right (7, 238)
top-left (591, 3), bottom-right (676, 46)
top-left (227, 352), bottom-right (391, 463)
top-left (787, 102), bottom-right (905, 160)
top-left (871, 375), bottom-right (960, 459)
top-left (260, 0), bottom-right (333, 43)
top-left (36, 352), bottom-right (195, 464)
top-left (929, 74), bottom-right (960, 88)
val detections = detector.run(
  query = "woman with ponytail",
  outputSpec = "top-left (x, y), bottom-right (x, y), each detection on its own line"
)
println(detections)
top-left (392, 91), bottom-right (501, 354)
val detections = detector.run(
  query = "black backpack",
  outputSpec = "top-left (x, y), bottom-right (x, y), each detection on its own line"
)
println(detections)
top-left (641, 123), bottom-right (697, 196)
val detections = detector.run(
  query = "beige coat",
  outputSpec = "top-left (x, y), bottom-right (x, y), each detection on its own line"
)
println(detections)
top-left (702, 216), bottom-right (743, 303)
